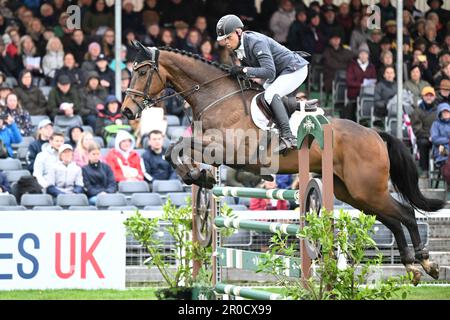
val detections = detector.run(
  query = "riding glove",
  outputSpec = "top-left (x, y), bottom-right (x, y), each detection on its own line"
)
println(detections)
top-left (229, 65), bottom-right (246, 78)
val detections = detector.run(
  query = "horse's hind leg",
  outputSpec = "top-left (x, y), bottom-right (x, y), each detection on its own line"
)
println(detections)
top-left (394, 202), bottom-right (439, 279)
top-left (333, 177), bottom-right (423, 284)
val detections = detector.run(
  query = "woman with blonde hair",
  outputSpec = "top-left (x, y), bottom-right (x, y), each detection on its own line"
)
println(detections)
top-left (42, 37), bottom-right (64, 80)
top-left (73, 131), bottom-right (94, 167)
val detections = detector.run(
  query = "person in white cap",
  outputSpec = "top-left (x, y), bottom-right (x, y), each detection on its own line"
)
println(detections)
top-left (33, 132), bottom-right (65, 189)
top-left (46, 144), bottom-right (84, 197)
top-left (27, 118), bottom-right (54, 173)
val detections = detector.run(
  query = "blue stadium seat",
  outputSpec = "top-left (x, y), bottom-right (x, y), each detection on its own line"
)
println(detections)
top-left (0, 205), bottom-right (27, 211)
top-left (0, 194), bottom-right (18, 206)
top-left (131, 193), bottom-right (163, 208)
top-left (56, 194), bottom-right (89, 208)
top-left (54, 115), bottom-right (83, 128)
top-left (152, 180), bottom-right (184, 193)
top-left (21, 194), bottom-right (53, 208)
top-left (166, 115), bottom-right (180, 126)
top-left (118, 181), bottom-right (150, 195)
top-left (96, 193), bottom-right (127, 209)
top-left (0, 158), bottom-right (22, 171)
top-left (166, 192), bottom-right (190, 207)
top-left (5, 170), bottom-right (31, 183)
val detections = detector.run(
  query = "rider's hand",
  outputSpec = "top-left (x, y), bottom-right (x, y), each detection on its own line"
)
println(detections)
top-left (229, 65), bottom-right (246, 78)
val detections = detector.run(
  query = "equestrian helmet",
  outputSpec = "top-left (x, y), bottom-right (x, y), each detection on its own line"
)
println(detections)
top-left (216, 14), bottom-right (244, 41)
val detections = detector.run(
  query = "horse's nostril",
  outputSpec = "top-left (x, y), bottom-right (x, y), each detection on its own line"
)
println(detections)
top-left (122, 108), bottom-right (134, 120)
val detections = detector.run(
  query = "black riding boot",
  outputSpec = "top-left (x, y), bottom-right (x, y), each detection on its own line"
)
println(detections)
top-left (270, 94), bottom-right (297, 154)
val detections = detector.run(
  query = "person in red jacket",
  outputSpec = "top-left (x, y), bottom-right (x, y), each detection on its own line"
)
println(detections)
top-left (105, 129), bottom-right (144, 182)
top-left (249, 179), bottom-right (289, 211)
top-left (344, 43), bottom-right (377, 121)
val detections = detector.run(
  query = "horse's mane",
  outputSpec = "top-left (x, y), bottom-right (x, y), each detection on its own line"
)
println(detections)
top-left (158, 46), bottom-right (231, 73)
top-left (157, 46), bottom-right (263, 90)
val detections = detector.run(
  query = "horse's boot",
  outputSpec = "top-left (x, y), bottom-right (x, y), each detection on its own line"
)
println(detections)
top-left (269, 94), bottom-right (297, 154)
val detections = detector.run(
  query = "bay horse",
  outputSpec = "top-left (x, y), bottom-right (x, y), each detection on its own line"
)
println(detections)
top-left (122, 41), bottom-right (444, 284)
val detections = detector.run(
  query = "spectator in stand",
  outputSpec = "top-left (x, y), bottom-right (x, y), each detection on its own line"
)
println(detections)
top-left (302, 10), bottom-right (326, 54)
top-left (426, 0), bottom-right (450, 27)
top-left (79, 71), bottom-right (108, 130)
top-left (20, 35), bottom-right (43, 79)
top-left (105, 130), bottom-right (145, 182)
top-left (66, 125), bottom-right (84, 149)
top-left (434, 61), bottom-right (450, 88)
top-left (276, 174), bottom-right (293, 189)
top-left (27, 119), bottom-right (54, 173)
top-left (95, 95), bottom-right (129, 142)
top-left (345, 43), bottom-right (377, 120)
top-left (404, 0), bottom-right (424, 20)
top-left (195, 16), bottom-right (210, 40)
top-left (142, 130), bottom-right (177, 182)
top-left (121, 69), bottom-right (131, 101)
top-left (350, 15), bottom-right (370, 55)
top-left (320, 0), bottom-right (338, 12)
top-left (287, 9), bottom-right (308, 51)
top-left (376, 0), bottom-right (396, 25)
top-left (250, 179), bottom-right (289, 210)
top-left (374, 65), bottom-right (397, 127)
top-left (320, 5), bottom-right (345, 43)
top-left (0, 83), bottom-right (12, 108)
top-left (411, 86), bottom-right (438, 177)
top-left (33, 131), bottom-right (64, 189)
top-left (46, 144), bottom-right (84, 197)
top-left (404, 65), bottom-right (431, 106)
top-left (377, 50), bottom-right (395, 80)
top-left (101, 28), bottom-right (115, 59)
top-left (95, 54), bottom-right (115, 94)
top-left (82, 142), bottom-right (117, 205)
top-left (269, 0), bottom-right (296, 46)
top-left (0, 37), bottom-right (20, 78)
top-left (0, 170), bottom-right (11, 194)
top-left (124, 29), bottom-right (139, 62)
top-left (52, 52), bottom-right (84, 88)
top-left (427, 41), bottom-right (441, 77)
top-left (322, 31), bottom-right (354, 95)
top-left (183, 29), bottom-right (202, 54)
top-left (42, 36), bottom-right (64, 82)
top-left (47, 74), bottom-right (81, 119)
top-left (431, 102), bottom-right (450, 167)
top-left (367, 29), bottom-right (382, 69)
top-left (174, 21), bottom-right (189, 50)
top-left (14, 70), bottom-right (48, 116)
top-left (122, 0), bottom-right (143, 34)
top-left (0, 113), bottom-right (22, 158)
top-left (39, 3), bottom-right (57, 28)
top-left (82, 0), bottom-right (114, 35)
top-left (336, 2), bottom-right (353, 45)
top-left (160, 28), bottom-right (175, 47)
top-left (199, 39), bottom-right (217, 62)
top-left (349, 0), bottom-right (363, 15)
top-left (81, 42), bottom-right (101, 73)
top-left (74, 131), bottom-right (94, 168)
top-left (27, 17), bottom-right (46, 57)
top-left (142, 23), bottom-right (161, 47)
top-left (162, 0), bottom-right (195, 26)
top-left (3, 93), bottom-right (32, 136)
top-left (410, 48), bottom-right (434, 85)
top-left (436, 79), bottom-right (450, 105)
top-left (443, 34), bottom-right (450, 53)
top-left (65, 29), bottom-right (88, 66)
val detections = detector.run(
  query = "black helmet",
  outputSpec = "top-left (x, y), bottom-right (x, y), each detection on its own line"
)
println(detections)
top-left (216, 14), bottom-right (244, 41)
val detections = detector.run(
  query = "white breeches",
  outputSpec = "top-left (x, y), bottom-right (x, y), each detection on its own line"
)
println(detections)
top-left (263, 66), bottom-right (308, 104)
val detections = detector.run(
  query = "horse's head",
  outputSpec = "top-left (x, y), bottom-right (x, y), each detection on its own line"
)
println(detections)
top-left (122, 41), bottom-right (167, 120)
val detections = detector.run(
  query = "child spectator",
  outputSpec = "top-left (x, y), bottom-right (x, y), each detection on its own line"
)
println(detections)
top-left (33, 132), bottom-right (65, 189)
top-left (250, 179), bottom-right (289, 210)
top-left (66, 125), bottom-right (84, 149)
top-left (27, 119), bottom-right (54, 173)
top-left (142, 130), bottom-right (177, 182)
top-left (14, 70), bottom-right (48, 116)
top-left (46, 144), bottom-right (84, 197)
top-left (0, 113), bottom-right (22, 158)
top-left (431, 102), bottom-right (450, 183)
top-left (3, 93), bottom-right (32, 136)
top-left (73, 131), bottom-right (94, 167)
top-left (82, 142), bottom-right (117, 205)
top-left (105, 130), bottom-right (144, 182)
top-left (95, 95), bottom-right (130, 144)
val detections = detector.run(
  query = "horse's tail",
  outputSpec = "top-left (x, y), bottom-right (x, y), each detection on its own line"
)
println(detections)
top-left (378, 131), bottom-right (444, 212)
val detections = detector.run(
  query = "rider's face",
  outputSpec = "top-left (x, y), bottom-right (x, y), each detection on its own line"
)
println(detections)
top-left (224, 32), bottom-right (240, 50)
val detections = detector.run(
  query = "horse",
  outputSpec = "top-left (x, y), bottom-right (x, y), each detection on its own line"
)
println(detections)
top-left (122, 41), bottom-right (444, 284)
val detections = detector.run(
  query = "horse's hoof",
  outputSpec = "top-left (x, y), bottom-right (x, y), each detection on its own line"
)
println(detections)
top-left (406, 264), bottom-right (422, 286)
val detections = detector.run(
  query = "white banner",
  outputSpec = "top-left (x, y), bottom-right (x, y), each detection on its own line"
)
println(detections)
top-left (0, 212), bottom-right (126, 290)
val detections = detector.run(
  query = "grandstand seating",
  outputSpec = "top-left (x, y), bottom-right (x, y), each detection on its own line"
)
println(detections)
top-left (356, 84), bottom-right (375, 124)
top-left (152, 180), bottom-right (184, 193)
top-left (166, 192), bottom-right (190, 207)
top-left (0, 194), bottom-right (18, 206)
top-left (131, 193), bottom-right (163, 208)
top-left (5, 170), bottom-right (31, 183)
top-left (0, 158), bottom-right (22, 171)
top-left (118, 181), bottom-right (150, 195)
top-left (166, 115), bottom-right (181, 126)
top-left (68, 205), bottom-right (98, 210)
top-left (96, 193), bottom-right (127, 209)
top-left (20, 194), bottom-right (53, 208)
top-left (93, 136), bottom-right (105, 148)
top-left (54, 115), bottom-right (83, 129)
top-left (166, 126), bottom-right (186, 140)
top-left (56, 194), bottom-right (89, 208)
top-left (33, 206), bottom-right (63, 210)
top-left (30, 115), bottom-right (50, 128)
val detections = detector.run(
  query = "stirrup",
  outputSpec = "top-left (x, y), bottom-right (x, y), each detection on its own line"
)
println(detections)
top-left (274, 136), bottom-right (297, 154)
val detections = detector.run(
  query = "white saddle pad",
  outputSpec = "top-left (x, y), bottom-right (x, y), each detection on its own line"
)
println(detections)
top-left (250, 93), bottom-right (325, 136)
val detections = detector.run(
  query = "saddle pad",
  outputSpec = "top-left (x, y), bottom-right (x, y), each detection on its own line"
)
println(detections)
top-left (251, 93), bottom-right (325, 136)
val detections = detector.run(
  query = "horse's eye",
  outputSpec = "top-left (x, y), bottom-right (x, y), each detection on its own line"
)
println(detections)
top-left (139, 70), bottom-right (147, 76)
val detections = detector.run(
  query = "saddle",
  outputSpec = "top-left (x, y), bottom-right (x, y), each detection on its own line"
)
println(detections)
top-left (256, 94), bottom-right (319, 119)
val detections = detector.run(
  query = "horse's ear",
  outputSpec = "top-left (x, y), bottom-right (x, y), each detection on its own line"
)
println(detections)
top-left (131, 40), bottom-right (140, 49)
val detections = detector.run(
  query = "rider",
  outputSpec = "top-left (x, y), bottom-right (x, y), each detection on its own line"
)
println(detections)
top-left (216, 14), bottom-right (309, 154)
